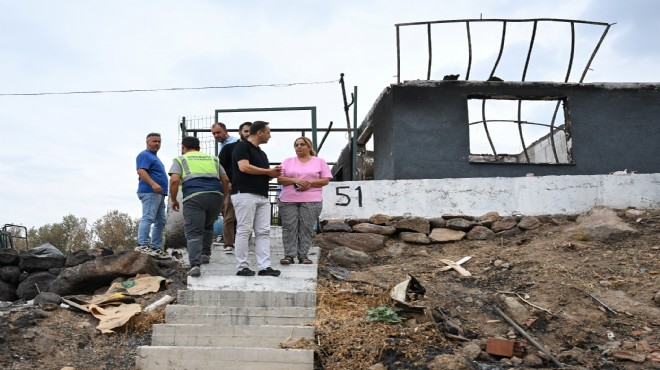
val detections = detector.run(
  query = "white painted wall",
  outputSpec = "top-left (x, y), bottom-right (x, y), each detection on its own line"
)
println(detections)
top-left (321, 174), bottom-right (660, 219)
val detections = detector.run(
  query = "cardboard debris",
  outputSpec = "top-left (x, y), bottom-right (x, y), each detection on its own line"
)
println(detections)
top-left (107, 274), bottom-right (167, 296)
top-left (89, 303), bottom-right (142, 334)
top-left (61, 274), bottom-right (166, 333)
top-left (390, 274), bottom-right (426, 313)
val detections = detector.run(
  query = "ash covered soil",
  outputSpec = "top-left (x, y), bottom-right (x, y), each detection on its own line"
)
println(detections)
top-left (0, 210), bottom-right (658, 370)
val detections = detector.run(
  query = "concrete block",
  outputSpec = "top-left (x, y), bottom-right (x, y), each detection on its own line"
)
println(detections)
top-left (177, 290), bottom-right (317, 308)
top-left (165, 305), bottom-right (316, 326)
top-left (151, 324), bottom-right (315, 348)
top-left (136, 346), bottom-right (313, 370)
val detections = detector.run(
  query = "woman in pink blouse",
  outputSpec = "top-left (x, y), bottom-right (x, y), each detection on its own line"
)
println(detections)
top-left (277, 137), bottom-right (333, 264)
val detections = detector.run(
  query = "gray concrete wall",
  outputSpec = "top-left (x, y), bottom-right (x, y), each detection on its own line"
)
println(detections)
top-left (373, 81), bottom-right (660, 180)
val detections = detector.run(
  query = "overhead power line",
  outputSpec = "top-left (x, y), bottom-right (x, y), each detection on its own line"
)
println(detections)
top-left (0, 79), bottom-right (340, 97)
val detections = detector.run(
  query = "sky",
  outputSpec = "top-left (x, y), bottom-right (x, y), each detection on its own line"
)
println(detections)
top-left (1, 0), bottom-right (659, 230)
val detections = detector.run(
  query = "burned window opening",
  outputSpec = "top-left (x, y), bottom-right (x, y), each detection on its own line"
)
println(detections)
top-left (468, 96), bottom-right (573, 164)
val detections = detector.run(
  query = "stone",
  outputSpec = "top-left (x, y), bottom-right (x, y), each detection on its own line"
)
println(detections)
top-left (0, 280), bottom-right (17, 301)
top-left (49, 251), bottom-right (161, 296)
top-left (523, 353), bottom-right (544, 366)
top-left (399, 232), bottom-right (430, 244)
top-left (0, 265), bottom-right (21, 285)
top-left (496, 228), bottom-right (523, 238)
top-left (345, 218), bottom-right (369, 227)
top-left (367, 364), bottom-right (386, 370)
top-left (429, 228), bottom-right (465, 243)
top-left (65, 250), bottom-right (95, 267)
top-left (517, 216), bottom-right (542, 230)
top-left (466, 226), bottom-right (495, 240)
top-left (369, 214), bottom-right (392, 225)
top-left (0, 249), bottom-right (20, 266)
top-left (654, 290), bottom-right (660, 305)
top-left (480, 211), bottom-right (501, 223)
top-left (429, 354), bottom-right (471, 370)
top-left (491, 217), bottom-right (518, 233)
top-left (328, 246), bottom-right (371, 267)
top-left (511, 357), bottom-right (523, 366)
top-left (443, 215), bottom-right (476, 221)
top-left (624, 208), bottom-right (647, 220)
top-left (321, 221), bottom-right (352, 232)
top-left (393, 217), bottom-right (430, 234)
top-left (352, 223), bottom-right (396, 235)
top-left (19, 254), bottom-right (66, 273)
top-left (446, 218), bottom-right (478, 231)
top-left (314, 232), bottom-right (387, 253)
top-left (500, 295), bottom-right (530, 325)
top-left (16, 272), bottom-right (58, 300)
top-left (462, 342), bottom-right (482, 360)
top-left (566, 206), bottom-right (637, 242)
top-left (34, 292), bottom-right (61, 310)
top-left (429, 217), bottom-right (446, 229)
top-left (384, 239), bottom-right (405, 257)
top-left (596, 290), bottom-right (660, 318)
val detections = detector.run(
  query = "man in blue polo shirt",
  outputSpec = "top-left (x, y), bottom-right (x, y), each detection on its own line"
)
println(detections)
top-left (135, 132), bottom-right (170, 259)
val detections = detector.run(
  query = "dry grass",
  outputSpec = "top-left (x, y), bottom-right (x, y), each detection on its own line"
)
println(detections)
top-left (295, 278), bottom-right (449, 370)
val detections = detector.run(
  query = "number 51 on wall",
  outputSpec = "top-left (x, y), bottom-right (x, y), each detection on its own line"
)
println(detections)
top-left (334, 186), bottom-right (363, 207)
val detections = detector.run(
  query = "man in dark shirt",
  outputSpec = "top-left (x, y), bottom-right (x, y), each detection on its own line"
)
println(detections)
top-left (218, 122), bottom-right (252, 253)
top-left (231, 121), bottom-right (282, 277)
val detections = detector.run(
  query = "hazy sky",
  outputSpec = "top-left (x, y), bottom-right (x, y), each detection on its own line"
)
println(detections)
top-left (1, 0), bottom-right (659, 229)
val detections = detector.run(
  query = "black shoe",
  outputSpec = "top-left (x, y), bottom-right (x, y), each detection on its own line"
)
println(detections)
top-left (200, 254), bottom-right (210, 264)
top-left (258, 267), bottom-right (281, 277)
top-left (187, 265), bottom-right (201, 277)
top-left (236, 267), bottom-right (255, 276)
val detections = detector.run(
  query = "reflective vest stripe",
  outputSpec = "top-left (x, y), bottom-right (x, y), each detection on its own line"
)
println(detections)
top-left (174, 154), bottom-right (220, 183)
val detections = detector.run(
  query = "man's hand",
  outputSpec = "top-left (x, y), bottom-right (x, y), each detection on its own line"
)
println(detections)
top-left (170, 199), bottom-right (180, 212)
top-left (152, 183), bottom-right (163, 194)
top-left (267, 165), bottom-right (282, 179)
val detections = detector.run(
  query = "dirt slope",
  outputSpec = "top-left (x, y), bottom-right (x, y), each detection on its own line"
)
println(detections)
top-left (0, 211), bottom-right (658, 369)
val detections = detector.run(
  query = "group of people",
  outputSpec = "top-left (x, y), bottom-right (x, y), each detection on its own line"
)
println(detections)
top-left (135, 121), bottom-right (333, 278)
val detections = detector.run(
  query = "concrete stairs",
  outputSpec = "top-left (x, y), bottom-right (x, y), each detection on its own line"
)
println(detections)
top-left (137, 227), bottom-right (318, 370)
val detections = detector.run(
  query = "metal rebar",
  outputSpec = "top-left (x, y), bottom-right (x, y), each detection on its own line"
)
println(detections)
top-left (339, 73), bottom-right (353, 142)
top-left (549, 101), bottom-right (562, 163)
top-left (489, 21), bottom-right (507, 79)
top-left (564, 22), bottom-right (576, 82)
top-left (465, 21), bottom-right (472, 80)
top-left (589, 293), bottom-right (618, 315)
top-left (517, 100), bottom-right (530, 162)
top-left (522, 21), bottom-right (537, 81)
top-left (494, 306), bottom-right (564, 368)
top-left (427, 23), bottom-right (432, 80)
top-left (317, 121), bottom-right (333, 154)
top-left (481, 99), bottom-right (498, 158)
top-left (579, 23), bottom-right (612, 82)
top-left (396, 25), bottom-right (401, 84)
top-left (396, 18), bottom-right (610, 27)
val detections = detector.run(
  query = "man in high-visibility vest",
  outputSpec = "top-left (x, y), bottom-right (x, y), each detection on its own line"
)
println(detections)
top-left (168, 136), bottom-right (231, 277)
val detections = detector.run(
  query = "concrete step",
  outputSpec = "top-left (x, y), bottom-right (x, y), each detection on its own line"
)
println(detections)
top-left (166, 305), bottom-right (316, 325)
top-left (188, 274), bottom-right (316, 292)
top-left (177, 289), bottom-right (316, 308)
top-left (198, 265), bottom-right (317, 279)
top-left (151, 324), bottom-right (314, 348)
top-left (137, 346), bottom-right (313, 370)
